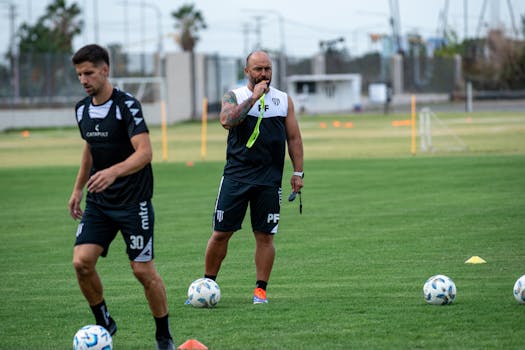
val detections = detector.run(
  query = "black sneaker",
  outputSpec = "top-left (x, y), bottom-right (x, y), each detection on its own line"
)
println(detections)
top-left (156, 337), bottom-right (175, 350)
top-left (101, 317), bottom-right (117, 336)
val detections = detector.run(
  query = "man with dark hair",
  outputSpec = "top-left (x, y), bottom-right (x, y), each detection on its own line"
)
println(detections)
top-left (201, 50), bottom-right (304, 304)
top-left (68, 44), bottom-right (174, 350)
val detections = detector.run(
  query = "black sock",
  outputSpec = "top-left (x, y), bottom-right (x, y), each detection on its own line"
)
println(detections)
top-left (90, 300), bottom-right (111, 326)
top-left (204, 274), bottom-right (217, 281)
top-left (154, 314), bottom-right (172, 340)
top-left (256, 280), bottom-right (267, 290)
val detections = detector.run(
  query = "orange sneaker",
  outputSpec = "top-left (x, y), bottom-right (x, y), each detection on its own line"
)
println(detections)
top-left (253, 287), bottom-right (268, 304)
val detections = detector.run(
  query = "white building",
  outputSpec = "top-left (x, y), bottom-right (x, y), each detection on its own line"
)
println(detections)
top-left (286, 74), bottom-right (362, 114)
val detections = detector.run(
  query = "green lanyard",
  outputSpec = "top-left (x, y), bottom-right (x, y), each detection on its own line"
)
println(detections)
top-left (246, 94), bottom-right (265, 148)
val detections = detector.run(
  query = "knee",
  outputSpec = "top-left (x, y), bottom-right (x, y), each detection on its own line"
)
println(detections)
top-left (254, 232), bottom-right (274, 245)
top-left (131, 261), bottom-right (159, 286)
top-left (72, 244), bottom-right (102, 276)
top-left (72, 256), bottom-right (94, 276)
top-left (209, 231), bottom-right (232, 245)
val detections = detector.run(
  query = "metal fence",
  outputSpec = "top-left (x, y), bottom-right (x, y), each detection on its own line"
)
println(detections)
top-left (309, 52), bottom-right (458, 93)
top-left (402, 55), bottom-right (458, 93)
top-left (0, 52), bottom-right (161, 107)
top-left (0, 51), bottom-right (461, 108)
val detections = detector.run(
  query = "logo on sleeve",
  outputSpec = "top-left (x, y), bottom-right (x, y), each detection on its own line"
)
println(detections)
top-left (125, 99), bottom-right (143, 125)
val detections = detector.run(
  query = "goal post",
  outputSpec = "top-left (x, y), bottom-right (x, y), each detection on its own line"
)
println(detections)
top-left (419, 107), bottom-right (432, 152)
top-left (112, 76), bottom-right (169, 161)
top-left (419, 107), bottom-right (468, 153)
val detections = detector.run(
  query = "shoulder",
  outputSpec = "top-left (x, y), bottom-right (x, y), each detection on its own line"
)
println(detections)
top-left (231, 86), bottom-right (251, 102)
top-left (75, 97), bottom-right (90, 122)
top-left (113, 88), bottom-right (140, 107)
top-left (75, 96), bottom-right (90, 110)
top-left (113, 89), bottom-right (143, 119)
top-left (232, 86), bottom-right (249, 94)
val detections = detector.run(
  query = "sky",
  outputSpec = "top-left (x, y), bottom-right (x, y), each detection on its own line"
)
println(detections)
top-left (0, 0), bottom-right (524, 59)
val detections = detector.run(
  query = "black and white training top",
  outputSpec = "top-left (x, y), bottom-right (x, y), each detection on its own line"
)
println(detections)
top-left (223, 86), bottom-right (289, 187)
top-left (75, 88), bottom-right (153, 207)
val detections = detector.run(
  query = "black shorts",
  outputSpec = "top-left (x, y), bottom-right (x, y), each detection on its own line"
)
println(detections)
top-left (75, 200), bottom-right (155, 261)
top-left (213, 177), bottom-right (282, 234)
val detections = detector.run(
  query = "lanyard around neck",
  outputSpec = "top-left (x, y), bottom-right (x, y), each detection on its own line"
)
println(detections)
top-left (246, 94), bottom-right (265, 148)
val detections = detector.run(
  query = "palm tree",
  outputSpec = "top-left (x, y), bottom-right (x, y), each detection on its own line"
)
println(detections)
top-left (18, 0), bottom-right (82, 54)
top-left (171, 4), bottom-right (207, 119)
top-left (171, 4), bottom-right (207, 52)
top-left (15, 0), bottom-right (83, 99)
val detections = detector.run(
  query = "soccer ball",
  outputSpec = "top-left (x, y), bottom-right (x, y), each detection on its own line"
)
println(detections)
top-left (423, 274), bottom-right (456, 305)
top-left (73, 325), bottom-right (112, 350)
top-left (513, 275), bottom-right (525, 304)
top-left (187, 278), bottom-right (221, 308)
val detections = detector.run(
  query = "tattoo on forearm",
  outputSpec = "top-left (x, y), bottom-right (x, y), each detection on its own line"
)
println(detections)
top-left (222, 92), bottom-right (253, 127)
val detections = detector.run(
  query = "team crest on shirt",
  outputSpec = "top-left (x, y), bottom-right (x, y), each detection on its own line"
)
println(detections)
top-left (272, 98), bottom-right (280, 106)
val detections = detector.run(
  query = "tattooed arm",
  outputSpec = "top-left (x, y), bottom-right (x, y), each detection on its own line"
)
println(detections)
top-left (220, 80), bottom-right (269, 129)
top-left (219, 91), bottom-right (256, 130)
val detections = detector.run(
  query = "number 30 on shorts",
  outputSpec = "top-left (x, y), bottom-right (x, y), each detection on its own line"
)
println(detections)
top-left (130, 235), bottom-right (144, 249)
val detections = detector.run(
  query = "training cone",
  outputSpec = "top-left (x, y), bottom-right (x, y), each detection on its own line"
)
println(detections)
top-left (465, 256), bottom-right (487, 264)
top-left (177, 339), bottom-right (208, 350)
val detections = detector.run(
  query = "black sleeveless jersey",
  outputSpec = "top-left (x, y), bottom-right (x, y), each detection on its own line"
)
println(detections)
top-left (223, 86), bottom-right (288, 187)
top-left (74, 88), bottom-right (153, 207)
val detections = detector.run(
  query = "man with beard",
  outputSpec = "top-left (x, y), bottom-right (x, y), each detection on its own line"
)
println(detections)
top-left (68, 44), bottom-right (174, 350)
top-left (201, 50), bottom-right (304, 304)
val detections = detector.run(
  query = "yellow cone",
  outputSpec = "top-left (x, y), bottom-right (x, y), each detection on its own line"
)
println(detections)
top-left (465, 256), bottom-right (487, 264)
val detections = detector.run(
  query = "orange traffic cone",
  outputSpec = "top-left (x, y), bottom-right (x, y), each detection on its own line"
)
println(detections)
top-left (177, 339), bottom-right (208, 350)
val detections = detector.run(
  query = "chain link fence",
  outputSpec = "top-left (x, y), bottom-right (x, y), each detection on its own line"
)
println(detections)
top-left (0, 50), bottom-right (465, 108)
top-left (0, 52), bottom-right (162, 107)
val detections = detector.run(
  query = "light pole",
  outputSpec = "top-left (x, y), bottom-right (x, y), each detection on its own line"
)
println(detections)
top-left (242, 9), bottom-right (287, 89)
top-left (1, 0), bottom-right (19, 101)
top-left (93, 0), bottom-right (99, 43)
top-left (117, 1), bottom-right (164, 74)
top-left (267, 10), bottom-right (286, 90)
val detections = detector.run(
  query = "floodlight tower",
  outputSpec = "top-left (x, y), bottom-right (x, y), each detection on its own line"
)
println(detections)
top-left (475, 0), bottom-right (519, 38)
top-left (388, 0), bottom-right (402, 53)
top-left (436, 0), bottom-right (450, 38)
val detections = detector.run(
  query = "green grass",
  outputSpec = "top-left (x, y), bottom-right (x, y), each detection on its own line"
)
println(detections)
top-left (1, 111), bottom-right (525, 349)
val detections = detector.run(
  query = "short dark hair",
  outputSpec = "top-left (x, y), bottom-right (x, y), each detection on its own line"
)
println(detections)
top-left (72, 44), bottom-right (110, 66)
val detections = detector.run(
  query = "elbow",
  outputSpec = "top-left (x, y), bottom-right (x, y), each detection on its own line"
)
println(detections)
top-left (145, 150), bottom-right (153, 163)
top-left (219, 114), bottom-right (231, 129)
top-left (139, 147), bottom-right (153, 164)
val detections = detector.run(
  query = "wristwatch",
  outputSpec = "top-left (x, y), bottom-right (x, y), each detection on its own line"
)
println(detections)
top-left (293, 171), bottom-right (304, 179)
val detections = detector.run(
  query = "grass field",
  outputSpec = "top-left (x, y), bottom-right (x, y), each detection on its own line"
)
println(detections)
top-left (0, 110), bottom-right (524, 349)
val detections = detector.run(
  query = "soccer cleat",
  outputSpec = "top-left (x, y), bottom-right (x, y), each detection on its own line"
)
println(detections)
top-left (253, 287), bottom-right (268, 304)
top-left (156, 337), bottom-right (175, 350)
top-left (101, 316), bottom-right (117, 336)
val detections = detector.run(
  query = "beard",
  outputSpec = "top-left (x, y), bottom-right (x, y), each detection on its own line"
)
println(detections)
top-left (249, 75), bottom-right (271, 87)
top-left (82, 84), bottom-right (97, 96)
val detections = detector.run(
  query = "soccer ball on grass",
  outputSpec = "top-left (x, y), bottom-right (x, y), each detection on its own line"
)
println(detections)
top-left (423, 274), bottom-right (456, 305)
top-left (187, 278), bottom-right (221, 308)
top-left (73, 324), bottom-right (112, 350)
top-left (513, 274), bottom-right (525, 304)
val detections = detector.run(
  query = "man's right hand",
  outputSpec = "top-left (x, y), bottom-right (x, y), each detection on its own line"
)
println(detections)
top-left (68, 189), bottom-right (84, 220)
top-left (251, 80), bottom-right (270, 102)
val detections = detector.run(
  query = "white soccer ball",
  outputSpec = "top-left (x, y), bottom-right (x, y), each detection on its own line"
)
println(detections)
top-left (73, 325), bottom-right (112, 350)
top-left (423, 274), bottom-right (456, 305)
top-left (513, 275), bottom-right (525, 304)
top-left (187, 278), bottom-right (221, 308)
